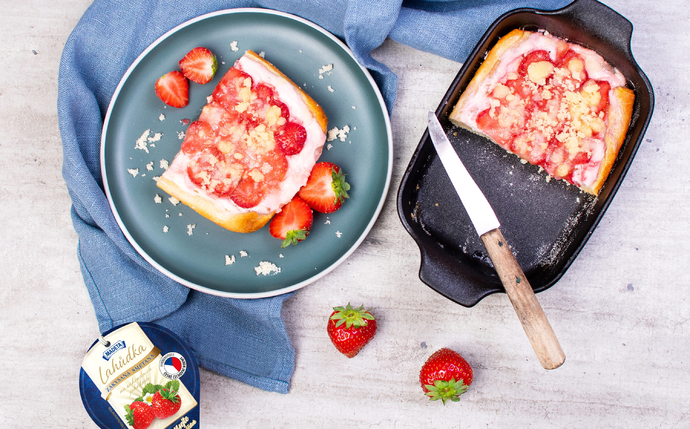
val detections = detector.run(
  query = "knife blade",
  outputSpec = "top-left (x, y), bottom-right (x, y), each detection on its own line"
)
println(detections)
top-left (427, 111), bottom-right (565, 370)
top-left (427, 112), bottom-right (500, 237)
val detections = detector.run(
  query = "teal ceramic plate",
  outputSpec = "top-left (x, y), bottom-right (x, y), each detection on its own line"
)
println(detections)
top-left (101, 9), bottom-right (392, 298)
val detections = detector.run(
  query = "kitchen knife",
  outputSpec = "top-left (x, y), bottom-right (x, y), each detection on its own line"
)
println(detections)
top-left (427, 111), bottom-right (565, 370)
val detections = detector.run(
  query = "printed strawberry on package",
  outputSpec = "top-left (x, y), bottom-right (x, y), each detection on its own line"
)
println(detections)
top-left (79, 322), bottom-right (200, 429)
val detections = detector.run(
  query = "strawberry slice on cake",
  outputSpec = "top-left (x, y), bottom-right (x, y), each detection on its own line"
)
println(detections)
top-left (157, 50), bottom-right (328, 233)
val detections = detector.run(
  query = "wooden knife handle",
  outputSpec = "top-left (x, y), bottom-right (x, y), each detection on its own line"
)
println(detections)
top-left (481, 228), bottom-right (565, 370)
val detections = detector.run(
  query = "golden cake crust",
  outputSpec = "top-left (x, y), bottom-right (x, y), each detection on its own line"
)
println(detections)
top-left (156, 175), bottom-right (276, 233)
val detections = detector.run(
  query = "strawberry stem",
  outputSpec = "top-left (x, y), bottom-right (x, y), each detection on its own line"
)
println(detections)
top-left (282, 228), bottom-right (308, 248)
top-left (424, 378), bottom-right (468, 404)
top-left (330, 303), bottom-right (375, 329)
top-left (330, 167), bottom-right (350, 205)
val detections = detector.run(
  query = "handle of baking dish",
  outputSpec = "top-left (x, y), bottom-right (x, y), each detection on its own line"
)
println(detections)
top-left (417, 243), bottom-right (500, 308)
top-left (553, 0), bottom-right (634, 55)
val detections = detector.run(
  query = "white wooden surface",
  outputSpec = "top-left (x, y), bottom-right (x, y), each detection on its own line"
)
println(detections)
top-left (2, 0), bottom-right (689, 427)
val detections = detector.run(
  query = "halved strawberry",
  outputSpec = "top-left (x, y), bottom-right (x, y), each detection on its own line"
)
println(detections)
top-left (269, 196), bottom-right (313, 248)
top-left (254, 83), bottom-right (275, 102)
top-left (298, 162), bottom-right (350, 213)
top-left (212, 68), bottom-right (251, 111)
top-left (274, 101), bottom-right (290, 120)
top-left (187, 147), bottom-right (243, 197)
top-left (179, 47), bottom-right (218, 84)
top-left (517, 49), bottom-right (552, 77)
top-left (229, 151), bottom-right (288, 208)
top-left (155, 71), bottom-right (189, 108)
top-left (230, 176), bottom-right (267, 209)
top-left (180, 121), bottom-right (214, 153)
top-left (275, 121), bottom-right (307, 155)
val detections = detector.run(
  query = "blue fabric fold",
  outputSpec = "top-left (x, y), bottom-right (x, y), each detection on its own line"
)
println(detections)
top-left (58, 0), bottom-right (571, 393)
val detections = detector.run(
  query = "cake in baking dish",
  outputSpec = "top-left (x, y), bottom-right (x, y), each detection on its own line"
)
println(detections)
top-left (449, 29), bottom-right (635, 194)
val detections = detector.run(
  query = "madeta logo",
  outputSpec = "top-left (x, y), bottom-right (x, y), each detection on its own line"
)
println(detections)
top-left (160, 352), bottom-right (187, 380)
top-left (102, 340), bottom-right (126, 361)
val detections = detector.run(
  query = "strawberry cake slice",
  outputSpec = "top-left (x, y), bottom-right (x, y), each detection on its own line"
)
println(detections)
top-left (449, 29), bottom-right (634, 195)
top-left (157, 50), bottom-right (328, 233)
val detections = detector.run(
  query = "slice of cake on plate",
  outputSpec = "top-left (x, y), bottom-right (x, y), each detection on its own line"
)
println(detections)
top-left (157, 50), bottom-right (328, 233)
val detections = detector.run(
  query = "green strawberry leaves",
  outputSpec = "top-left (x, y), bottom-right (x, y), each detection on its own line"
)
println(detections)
top-left (159, 380), bottom-right (181, 402)
top-left (282, 228), bottom-right (309, 248)
top-left (424, 378), bottom-right (469, 405)
top-left (134, 381), bottom-right (180, 402)
top-left (125, 404), bottom-right (135, 426)
top-left (143, 383), bottom-right (164, 396)
top-left (330, 167), bottom-right (350, 205)
top-left (164, 380), bottom-right (180, 392)
top-left (330, 303), bottom-right (375, 329)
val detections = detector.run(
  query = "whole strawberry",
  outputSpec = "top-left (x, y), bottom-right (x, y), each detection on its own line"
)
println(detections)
top-left (125, 401), bottom-right (155, 429)
top-left (327, 303), bottom-right (376, 358)
top-left (419, 348), bottom-right (473, 404)
top-left (151, 385), bottom-right (182, 419)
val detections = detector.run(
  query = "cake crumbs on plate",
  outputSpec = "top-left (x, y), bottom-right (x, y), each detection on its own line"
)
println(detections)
top-left (159, 159), bottom-right (169, 170)
top-left (324, 217), bottom-right (331, 225)
top-left (254, 261), bottom-right (281, 276)
top-left (169, 197), bottom-right (180, 206)
top-left (127, 168), bottom-right (139, 177)
top-left (162, 225), bottom-right (169, 233)
top-left (318, 63), bottom-right (333, 79)
top-left (225, 254), bottom-right (236, 265)
top-left (327, 125), bottom-right (350, 142)
top-left (154, 194), bottom-right (162, 204)
top-left (230, 40), bottom-right (239, 52)
top-left (335, 231), bottom-right (342, 238)
top-left (135, 129), bottom-right (151, 153)
top-left (177, 131), bottom-right (186, 140)
top-left (159, 113), bottom-right (165, 121)
top-left (186, 224), bottom-right (196, 236)
top-left (327, 85), bottom-right (335, 92)
top-left (148, 132), bottom-right (163, 143)
top-left (239, 250), bottom-right (248, 257)
top-left (146, 161), bottom-right (154, 171)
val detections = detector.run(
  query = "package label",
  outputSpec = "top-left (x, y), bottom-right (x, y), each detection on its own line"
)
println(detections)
top-left (81, 323), bottom-right (198, 429)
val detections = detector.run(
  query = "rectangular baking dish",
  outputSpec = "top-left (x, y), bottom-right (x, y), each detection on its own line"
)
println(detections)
top-left (396, 0), bottom-right (654, 307)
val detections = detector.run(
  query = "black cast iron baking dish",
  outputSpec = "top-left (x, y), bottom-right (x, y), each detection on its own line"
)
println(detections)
top-left (397, 0), bottom-right (654, 307)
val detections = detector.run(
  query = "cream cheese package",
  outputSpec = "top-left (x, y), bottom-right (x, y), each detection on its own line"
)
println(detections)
top-left (80, 322), bottom-right (200, 429)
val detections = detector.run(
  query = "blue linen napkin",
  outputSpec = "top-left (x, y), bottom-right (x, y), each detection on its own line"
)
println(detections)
top-left (58, 0), bottom-right (571, 393)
